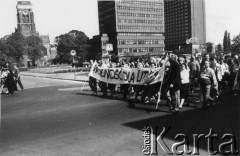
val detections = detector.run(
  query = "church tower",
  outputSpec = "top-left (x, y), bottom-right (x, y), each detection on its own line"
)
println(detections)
top-left (16, 1), bottom-right (37, 37)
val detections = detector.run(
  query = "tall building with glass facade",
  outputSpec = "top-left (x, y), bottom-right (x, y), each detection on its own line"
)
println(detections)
top-left (98, 0), bottom-right (165, 59)
top-left (164, 0), bottom-right (206, 52)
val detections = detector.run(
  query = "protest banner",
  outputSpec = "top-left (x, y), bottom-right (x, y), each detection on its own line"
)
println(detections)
top-left (89, 63), bottom-right (165, 85)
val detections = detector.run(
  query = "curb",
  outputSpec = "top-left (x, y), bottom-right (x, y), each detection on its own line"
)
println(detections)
top-left (21, 74), bottom-right (89, 82)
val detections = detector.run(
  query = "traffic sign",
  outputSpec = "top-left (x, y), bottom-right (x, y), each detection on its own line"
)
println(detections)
top-left (106, 44), bottom-right (113, 51)
top-left (70, 50), bottom-right (76, 56)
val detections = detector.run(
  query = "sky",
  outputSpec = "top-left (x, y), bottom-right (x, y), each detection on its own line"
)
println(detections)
top-left (0, 0), bottom-right (240, 45)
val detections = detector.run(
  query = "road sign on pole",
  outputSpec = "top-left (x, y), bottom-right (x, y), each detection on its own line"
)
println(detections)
top-left (70, 50), bottom-right (76, 56)
top-left (70, 50), bottom-right (76, 79)
top-left (106, 44), bottom-right (113, 51)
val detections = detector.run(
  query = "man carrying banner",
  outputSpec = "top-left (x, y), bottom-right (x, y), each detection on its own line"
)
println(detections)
top-left (161, 54), bottom-right (181, 112)
top-left (121, 60), bottom-right (130, 99)
top-left (98, 60), bottom-right (108, 97)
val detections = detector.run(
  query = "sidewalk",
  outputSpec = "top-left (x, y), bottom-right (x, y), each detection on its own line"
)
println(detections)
top-left (20, 71), bottom-right (89, 82)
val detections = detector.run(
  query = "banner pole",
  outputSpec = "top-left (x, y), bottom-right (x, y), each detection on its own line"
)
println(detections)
top-left (81, 62), bottom-right (96, 92)
top-left (80, 77), bottom-right (88, 92)
top-left (156, 58), bottom-right (168, 109)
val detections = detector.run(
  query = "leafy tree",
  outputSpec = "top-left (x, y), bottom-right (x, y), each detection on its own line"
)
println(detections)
top-left (217, 43), bottom-right (222, 52)
top-left (55, 30), bottom-right (90, 64)
top-left (24, 36), bottom-right (46, 64)
top-left (231, 33), bottom-right (240, 55)
top-left (0, 39), bottom-right (8, 56)
top-left (5, 32), bottom-right (25, 62)
top-left (206, 42), bottom-right (213, 53)
top-left (223, 30), bottom-right (231, 53)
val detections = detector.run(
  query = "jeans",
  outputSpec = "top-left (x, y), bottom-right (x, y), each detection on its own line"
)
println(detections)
top-left (89, 76), bottom-right (97, 93)
top-left (15, 77), bottom-right (24, 90)
top-left (200, 84), bottom-right (212, 108)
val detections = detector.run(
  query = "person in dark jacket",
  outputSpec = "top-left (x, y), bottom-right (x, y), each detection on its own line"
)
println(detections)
top-left (13, 65), bottom-right (24, 91)
top-left (89, 60), bottom-right (97, 95)
top-left (162, 54), bottom-right (181, 112)
top-left (168, 57), bottom-right (181, 111)
top-left (4, 63), bottom-right (17, 94)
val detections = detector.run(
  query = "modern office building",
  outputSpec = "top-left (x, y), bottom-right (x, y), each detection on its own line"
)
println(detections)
top-left (98, 0), bottom-right (165, 60)
top-left (164, 0), bottom-right (206, 53)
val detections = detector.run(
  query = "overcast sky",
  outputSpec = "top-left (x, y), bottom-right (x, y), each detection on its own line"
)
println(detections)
top-left (0, 0), bottom-right (240, 45)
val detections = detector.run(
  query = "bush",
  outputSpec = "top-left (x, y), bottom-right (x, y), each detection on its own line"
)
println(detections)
top-left (19, 67), bottom-right (28, 72)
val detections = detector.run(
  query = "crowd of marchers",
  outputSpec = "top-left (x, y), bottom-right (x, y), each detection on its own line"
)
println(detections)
top-left (89, 52), bottom-right (240, 112)
top-left (0, 62), bottom-right (24, 95)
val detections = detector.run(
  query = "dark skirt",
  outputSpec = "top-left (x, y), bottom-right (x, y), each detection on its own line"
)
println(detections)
top-left (180, 83), bottom-right (190, 99)
top-left (5, 72), bottom-right (17, 94)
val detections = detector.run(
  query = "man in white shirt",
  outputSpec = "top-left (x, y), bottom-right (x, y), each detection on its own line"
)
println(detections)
top-left (219, 58), bottom-right (229, 91)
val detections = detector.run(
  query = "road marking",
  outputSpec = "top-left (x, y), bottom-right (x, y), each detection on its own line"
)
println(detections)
top-left (58, 87), bottom-right (90, 91)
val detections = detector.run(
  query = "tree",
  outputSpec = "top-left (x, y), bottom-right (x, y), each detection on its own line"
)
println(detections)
top-left (231, 33), bottom-right (240, 55)
top-left (5, 32), bottom-right (25, 62)
top-left (223, 30), bottom-right (231, 53)
top-left (223, 30), bottom-right (228, 52)
top-left (217, 43), bottom-right (222, 52)
top-left (55, 30), bottom-right (90, 64)
top-left (206, 42), bottom-right (213, 53)
top-left (0, 39), bottom-right (8, 56)
top-left (24, 35), bottom-right (46, 65)
top-left (227, 33), bottom-right (231, 52)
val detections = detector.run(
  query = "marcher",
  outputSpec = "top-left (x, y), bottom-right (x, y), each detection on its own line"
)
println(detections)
top-left (219, 57), bottom-right (229, 92)
top-left (179, 62), bottom-right (190, 109)
top-left (5, 68), bottom-right (17, 94)
top-left (108, 63), bottom-right (116, 97)
top-left (98, 61), bottom-right (108, 96)
top-left (232, 63), bottom-right (240, 96)
top-left (210, 57), bottom-right (222, 95)
top-left (89, 60), bottom-right (97, 95)
top-left (13, 64), bottom-right (24, 91)
top-left (164, 55), bottom-right (181, 112)
top-left (189, 55), bottom-right (200, 93)
top-left (199, 60), bottom-right (218, 109)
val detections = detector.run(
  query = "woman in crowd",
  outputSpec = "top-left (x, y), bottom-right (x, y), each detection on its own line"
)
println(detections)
top-left (179, 57), bottom-right (190, 109)
top-left (232, 59), bottom-right (240, 96)
top-left (210, 57), bottom-right (222, 95)
top-left (219, 57), bottom-right (230, 92)
top-left (227, 58), bottom-right (235, 89)
top-left (3, 62), bottom-right (17, 94)
top-left (0, 67), bottom-right (7, 94)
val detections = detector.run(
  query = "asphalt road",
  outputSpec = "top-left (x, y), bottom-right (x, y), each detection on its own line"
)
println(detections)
top-left (0, 75), bottom-right (239, 156)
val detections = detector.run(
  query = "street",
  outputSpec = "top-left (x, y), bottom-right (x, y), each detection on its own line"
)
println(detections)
top-left (0, 75), bottom-right (239, 156)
